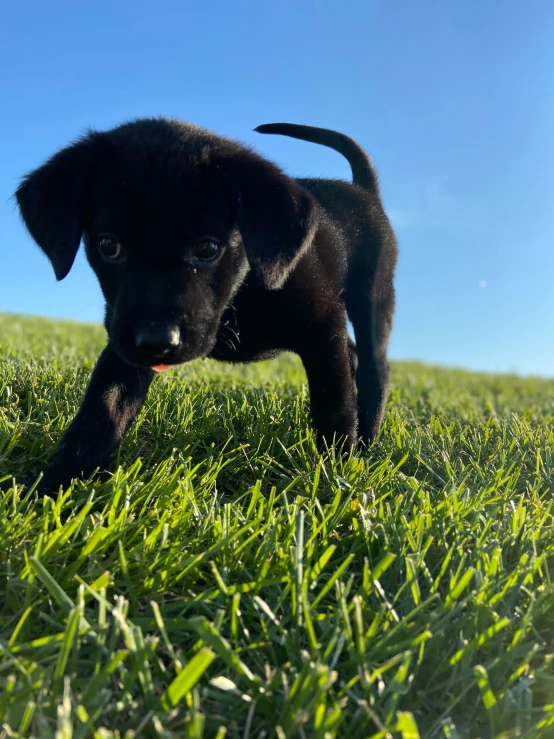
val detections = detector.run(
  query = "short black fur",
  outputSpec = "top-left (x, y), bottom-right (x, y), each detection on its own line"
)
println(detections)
top-left (15, 119), bottom-right (397, 493)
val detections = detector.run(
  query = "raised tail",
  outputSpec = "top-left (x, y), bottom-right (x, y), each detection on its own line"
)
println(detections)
top-left (255, 122), bottom-right (378, 192)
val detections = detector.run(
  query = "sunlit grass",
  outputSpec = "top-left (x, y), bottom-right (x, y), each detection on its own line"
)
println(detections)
top-left (1, 312), bottom-right (554, 738)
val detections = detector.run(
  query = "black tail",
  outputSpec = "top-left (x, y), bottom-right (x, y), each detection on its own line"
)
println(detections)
top-left (255, 123), bottom-right (378, 192)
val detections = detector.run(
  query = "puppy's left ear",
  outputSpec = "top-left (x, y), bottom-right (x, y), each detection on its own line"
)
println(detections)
top-left (15, 135), bottom-right (99, 281)
top-left (230, 156), bottom-right (316, 290)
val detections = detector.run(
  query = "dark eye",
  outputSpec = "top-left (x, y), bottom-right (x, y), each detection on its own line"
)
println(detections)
top-left (193, 239), bottom-right (221, 263)
top-left (97, 236), bottom-right (123, 261)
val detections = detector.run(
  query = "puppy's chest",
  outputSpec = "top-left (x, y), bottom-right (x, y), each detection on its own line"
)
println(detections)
top-left (210, 294), bottom-right (285, 362)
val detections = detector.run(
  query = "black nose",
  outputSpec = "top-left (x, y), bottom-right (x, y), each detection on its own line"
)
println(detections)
top-left (135, 325), bottom-right (181, 355)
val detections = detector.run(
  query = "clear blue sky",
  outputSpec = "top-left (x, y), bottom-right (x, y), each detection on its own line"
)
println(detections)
top-left (1, 1), bottom-right (553, 375)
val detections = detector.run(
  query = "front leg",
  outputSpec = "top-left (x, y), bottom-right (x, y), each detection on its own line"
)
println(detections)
top-left (298, 316), bottom-right (358, 451)
top-left (32, 344), bottom-right (154, 494)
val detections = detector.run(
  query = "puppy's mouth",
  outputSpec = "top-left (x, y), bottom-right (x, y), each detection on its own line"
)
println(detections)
top-left (151, 363), bottom-right (179, 372)
top-left (109, 321), bottom-right (220, 370)
top-left (115, 339), bottom-right (215, 371)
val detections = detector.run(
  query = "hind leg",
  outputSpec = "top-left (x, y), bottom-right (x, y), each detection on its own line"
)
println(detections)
top-left (346, 268), bottom-right (395, 445)
top-left (357, 340), bottom-right (390, 442)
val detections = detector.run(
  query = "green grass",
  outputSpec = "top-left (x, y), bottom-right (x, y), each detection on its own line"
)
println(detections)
top-left (1, 312), bottom-right (554, 738)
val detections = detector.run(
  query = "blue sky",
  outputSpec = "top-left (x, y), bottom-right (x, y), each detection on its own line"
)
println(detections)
top-left (1, 1), bottom-right (553, 375)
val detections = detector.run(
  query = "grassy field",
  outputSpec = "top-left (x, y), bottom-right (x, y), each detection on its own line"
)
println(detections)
top-left (1, 312), bottom-right (554, 739)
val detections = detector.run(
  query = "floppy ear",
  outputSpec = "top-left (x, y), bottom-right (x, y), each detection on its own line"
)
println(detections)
top-left (231, 156), bottom-right (316, 290)
top-left (15, 137), bottom-right (97, 281)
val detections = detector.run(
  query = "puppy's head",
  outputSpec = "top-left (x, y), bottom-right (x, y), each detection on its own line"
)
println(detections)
top-left (15, 118), bottom-right (315, 368)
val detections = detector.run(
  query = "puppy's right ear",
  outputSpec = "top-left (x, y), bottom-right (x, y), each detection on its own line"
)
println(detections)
top-left (15, 136), bottom-right (98, 281)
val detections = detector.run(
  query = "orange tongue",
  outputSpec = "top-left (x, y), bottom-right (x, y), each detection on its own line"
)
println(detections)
top-left (151, 364), bottom-right (172, 372)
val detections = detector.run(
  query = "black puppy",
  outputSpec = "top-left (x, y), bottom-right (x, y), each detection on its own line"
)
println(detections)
top-left (15, 119), bottom-right (397, 493)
